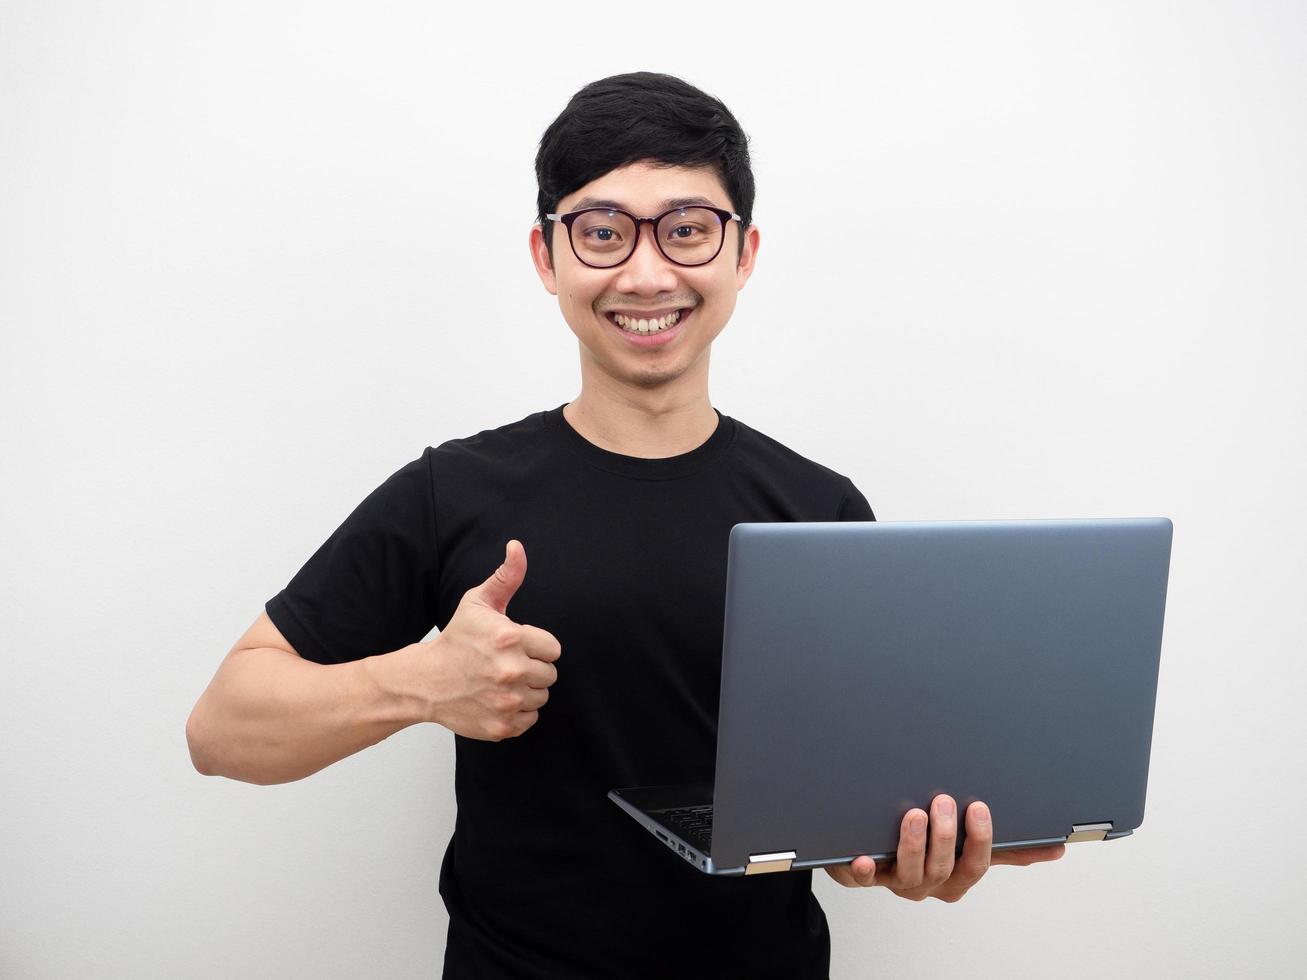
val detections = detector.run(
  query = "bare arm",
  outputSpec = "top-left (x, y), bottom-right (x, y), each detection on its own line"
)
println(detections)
top-left (185, 612), bottom-right (428, 785)
top-left (189, 540), bottom-right (558, 784)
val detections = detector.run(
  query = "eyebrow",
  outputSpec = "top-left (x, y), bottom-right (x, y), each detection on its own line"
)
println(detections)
top-left (568, 195), bottom-right (721, 212)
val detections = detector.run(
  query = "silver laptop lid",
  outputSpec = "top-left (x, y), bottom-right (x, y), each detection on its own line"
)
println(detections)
top-left (710, 518), bottom-right (1173, 871)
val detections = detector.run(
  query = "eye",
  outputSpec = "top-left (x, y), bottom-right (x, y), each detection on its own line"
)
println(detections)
top-left (665, 222), bottom-right (710, 244)
top-left (582, 226), bottom-right (622, 241)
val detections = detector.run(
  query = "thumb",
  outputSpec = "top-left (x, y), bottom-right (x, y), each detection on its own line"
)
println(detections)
top-left (472, 539), bottom-right (527, 616)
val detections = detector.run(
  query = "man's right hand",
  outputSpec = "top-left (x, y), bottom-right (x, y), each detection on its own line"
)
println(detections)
top-left (407, 539), bottom-right (561, 741)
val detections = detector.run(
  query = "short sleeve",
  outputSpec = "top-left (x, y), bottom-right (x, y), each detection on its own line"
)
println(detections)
top-left (265, 448), bottom-right (441, 665)
top-left (836, 478), bottom-right (876, 522)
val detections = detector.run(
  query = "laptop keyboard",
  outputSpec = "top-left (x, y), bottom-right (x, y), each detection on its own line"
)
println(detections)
top-left (656, 804), bottom-right (713, 852)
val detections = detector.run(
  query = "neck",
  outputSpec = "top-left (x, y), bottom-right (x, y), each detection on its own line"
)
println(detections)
top-left (562, 384), bottom-right (718, 459)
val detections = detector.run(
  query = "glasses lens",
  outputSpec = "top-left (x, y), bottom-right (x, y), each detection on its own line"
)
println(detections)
top-left (656, 207), bottom-right (724, 266)
top-left (570, 209), bottom-right (638, 267)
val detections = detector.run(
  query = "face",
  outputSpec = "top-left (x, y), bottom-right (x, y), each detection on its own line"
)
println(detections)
top-left (530, 160), bottom-right (760, 395)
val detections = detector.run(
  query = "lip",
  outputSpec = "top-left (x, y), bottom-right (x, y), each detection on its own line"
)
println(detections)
top-left (604, 307), bottom-right (692, 348)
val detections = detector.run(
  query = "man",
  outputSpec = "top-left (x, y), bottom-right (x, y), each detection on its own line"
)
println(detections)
top-left (187, 72), bottom-right (1064, 979)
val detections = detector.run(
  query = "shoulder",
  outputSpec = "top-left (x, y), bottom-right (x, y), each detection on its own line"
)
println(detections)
top-left (730, 416), bottom-right (855, 490)
top-left (726, 415), bottom-right (871, 519)
top-left (430, 408), bottom-right (551, 465)
top-left (424, 408), bottom-right (556, 506)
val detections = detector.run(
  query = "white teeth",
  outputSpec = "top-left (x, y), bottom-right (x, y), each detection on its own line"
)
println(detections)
top-left (613, 310), bottom-right (682, 334)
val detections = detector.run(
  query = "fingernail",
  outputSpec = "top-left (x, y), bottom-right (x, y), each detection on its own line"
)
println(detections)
top-left (912, 814), bottom-right (927, 835)
top-left (938, 798), bottom-right (955, 818)
top-left (974, 803), bottom-right (990, 826)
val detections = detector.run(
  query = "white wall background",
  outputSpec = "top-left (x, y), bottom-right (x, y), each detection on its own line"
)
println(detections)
top-left (2, 1), bottom-right (1303, 976)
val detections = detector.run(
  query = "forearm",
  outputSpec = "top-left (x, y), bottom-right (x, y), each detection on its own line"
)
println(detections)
top-left (186, 643), bottom-right (428, 785)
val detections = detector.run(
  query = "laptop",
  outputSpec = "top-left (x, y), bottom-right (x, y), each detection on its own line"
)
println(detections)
top-left (608, 517), bottom-right (1173, 876)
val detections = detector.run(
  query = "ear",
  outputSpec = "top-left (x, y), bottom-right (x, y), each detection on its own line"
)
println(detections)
top-left (734, 223), bottom-right (761, 291)
top-left (529, 223), bottom-right (558, 296)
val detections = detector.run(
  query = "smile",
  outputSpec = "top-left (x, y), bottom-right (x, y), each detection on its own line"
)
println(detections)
top-left (605, 307), bottom-right (691, 335)
top-left (604, 307), bottom-right (694, 347)
top-left (614, 310), bottom-right (678, 334)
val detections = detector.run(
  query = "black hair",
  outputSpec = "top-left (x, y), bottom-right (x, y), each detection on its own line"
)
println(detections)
top-left (535, 72), bottom-right (755, 264)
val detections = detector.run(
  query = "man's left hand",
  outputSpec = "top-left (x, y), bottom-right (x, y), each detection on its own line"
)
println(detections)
top-left (824, 794), bottom-right (1066, 902)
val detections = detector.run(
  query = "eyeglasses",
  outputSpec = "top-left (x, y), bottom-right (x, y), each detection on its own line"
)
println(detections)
top-left (545, 205), bottom-right (742, 269)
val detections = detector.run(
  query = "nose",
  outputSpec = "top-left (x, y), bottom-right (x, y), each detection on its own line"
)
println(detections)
top-left (612, 222), bottom-right (680, 295)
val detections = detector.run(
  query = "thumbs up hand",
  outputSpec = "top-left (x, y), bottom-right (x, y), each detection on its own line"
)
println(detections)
top-left (408, 540), bottom-right (561, 741)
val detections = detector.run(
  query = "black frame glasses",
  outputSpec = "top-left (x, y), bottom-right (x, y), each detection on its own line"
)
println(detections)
top-left (545, 205), bottom-right (743, 269)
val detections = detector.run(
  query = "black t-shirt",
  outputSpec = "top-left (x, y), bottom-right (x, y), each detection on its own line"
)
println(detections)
top-left (266, 403), bottom-right (876, 979)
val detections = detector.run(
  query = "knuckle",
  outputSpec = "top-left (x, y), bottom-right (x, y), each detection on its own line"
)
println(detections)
top-left (899, 871), bottom-right (924, 890)
top-left (492, 627), bottom-right (519, 651)
top-left (900, 848), bottom-right (924, 870)
top-left (926, 866), bottom-right (951, 888)
top-left (493, 661), bottom-right (525, 685)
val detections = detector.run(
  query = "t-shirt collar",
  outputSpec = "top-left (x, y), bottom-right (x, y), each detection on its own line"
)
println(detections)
top-left (542, 402), bottom-right (736, 481)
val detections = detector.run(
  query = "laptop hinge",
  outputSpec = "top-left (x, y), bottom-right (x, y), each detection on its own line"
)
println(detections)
top-left (1066, 821), bottom-right (1113, 843)
top-left (746, 850), bottom-right (797, 875)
